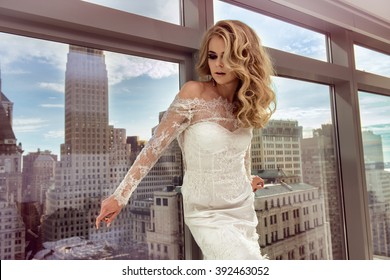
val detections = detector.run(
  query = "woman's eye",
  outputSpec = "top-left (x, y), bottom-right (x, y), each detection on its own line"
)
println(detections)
top-left (208, 54), bottom-right (217, 60)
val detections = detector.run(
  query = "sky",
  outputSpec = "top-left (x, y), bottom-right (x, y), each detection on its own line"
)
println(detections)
top-left (0, 0), bottom-right (389, 163)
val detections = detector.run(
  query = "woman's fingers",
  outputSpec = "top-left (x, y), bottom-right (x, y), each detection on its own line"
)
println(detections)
top-left (96, 210), bottom-right (110, 229)
top-left (104, 211), bottom-right (120, 227)
top-left (95, 196), bottom-right (121, 229)
top-left (252, 176), bottom-right (264, 191)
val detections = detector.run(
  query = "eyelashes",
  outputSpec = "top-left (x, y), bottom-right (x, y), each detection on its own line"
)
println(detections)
top-left (207, 53), bottom-right (218, 60)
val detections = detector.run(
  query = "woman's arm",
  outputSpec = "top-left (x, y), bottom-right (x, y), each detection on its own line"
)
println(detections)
top-left (96, 82), bottom-right (204, 228)
top-left (244, 144), bottom-right (264, 192)
top-left (96, 89), bottom-right (197, 228)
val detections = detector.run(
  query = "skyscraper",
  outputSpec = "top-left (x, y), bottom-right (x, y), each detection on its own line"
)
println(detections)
top-left (362, 130), bottom-right (390, 257)
top-left (301, 124), bottom-right (343, 259)
top-left (0, 74), bottom-right (25, 259)
top-left (251, 120), bottom-right (303, 178)
top-left (42, 46), bottom-right (132, 248)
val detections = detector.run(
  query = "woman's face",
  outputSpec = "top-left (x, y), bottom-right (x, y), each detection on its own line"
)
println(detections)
top-left (207, 36), bottom-right (238, 87)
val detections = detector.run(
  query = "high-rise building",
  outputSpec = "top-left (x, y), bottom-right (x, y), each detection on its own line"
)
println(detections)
top-left (131, 111), bottom-right (183, 201)
top-left (21, 149), bottom-right (57, 257)
top-left (0, 199), bottom-right (25, 259)
top-left (22, 149), bottom-right (57, 204)
top-left (362, 130), bottom-right (385, 170)
top-left (42, 46), bottom-right (132, 246)
top-left (362, 130), bottom-right (390, 257)
top-left (252, 120), bottom-right (303, 178)
top-left (127, 136), bottom-right (146, 154)
top-left (301, 124), bottom-right (344, 259)
top-left (0, 76), bottom-right (25, 259)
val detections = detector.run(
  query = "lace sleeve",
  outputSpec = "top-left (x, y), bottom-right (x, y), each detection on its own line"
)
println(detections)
top-left (244, 144), bottom-right (252, 181)
top-left (112, 95), bottom-right (193, 206)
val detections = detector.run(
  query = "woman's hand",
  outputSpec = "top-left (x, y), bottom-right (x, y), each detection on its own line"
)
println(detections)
top-left (95, 195), bottom-right (123, 229)
top-left (251, 175), bottom-right (264, 192)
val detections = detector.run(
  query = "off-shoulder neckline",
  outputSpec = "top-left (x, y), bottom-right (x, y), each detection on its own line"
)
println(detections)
top-left (174, 94), bottom-right (235, 108)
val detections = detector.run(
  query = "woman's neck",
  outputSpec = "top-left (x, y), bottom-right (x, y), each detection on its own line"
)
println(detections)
top-left (214, 80), bottom-right (239, 103)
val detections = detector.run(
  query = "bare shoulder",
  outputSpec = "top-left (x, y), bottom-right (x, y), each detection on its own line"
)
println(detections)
top-left (178, 81), bottom-right (206, 100)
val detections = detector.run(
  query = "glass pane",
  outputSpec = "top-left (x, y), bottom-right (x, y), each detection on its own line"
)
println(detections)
top-left (0, 32), bottom-right (183, 260)
top-left (354, 45), bottom-right (390, 77)
top-left (252, 77), bottom-right (344, 259)
top-left (358, 91), bottom-right (390, 259)
top-left (82, 0), bottom-right (182, 25)
top-left (214, 0), bottom-right (327, 61)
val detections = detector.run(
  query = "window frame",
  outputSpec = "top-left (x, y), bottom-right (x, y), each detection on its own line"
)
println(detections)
top-left (1, 0), bottom-right (389, 260)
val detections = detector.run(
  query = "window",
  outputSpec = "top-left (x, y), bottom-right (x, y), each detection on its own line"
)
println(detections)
top-left (358, 91), bottom-right (390, 259)
top-left (251, 77), bottom-right (342, 259)
top-left (214, 0), bottom-right (327, 61)
top-left (82, 0), bottom-right (182, 25)
top-left (2, 0), bottom-right (389, 262)
top-left (0, 31), bottom-right (183, 260)
top-left (354, 45), bottom-right (390, 77)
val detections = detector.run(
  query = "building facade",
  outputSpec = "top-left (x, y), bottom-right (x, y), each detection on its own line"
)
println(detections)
top-left (42, 46), bottom-right (133, 246)
top-left (252, 120), bottom-right (303, 178)
top-left (146, 186), bottom-right (185, 260)
top-left (255, 183), bottom-right (330, 260)
top-left (0, 79), bottom-right (25, 259)
top-left (301, 124), bottom-right (344, 259)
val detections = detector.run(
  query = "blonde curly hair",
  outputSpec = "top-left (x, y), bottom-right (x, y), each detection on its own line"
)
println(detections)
top-left (196, 20), bottom-right (276, 128)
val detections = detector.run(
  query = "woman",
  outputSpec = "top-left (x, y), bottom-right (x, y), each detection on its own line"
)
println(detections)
top-left (96, 20), bottom-right (276, 260)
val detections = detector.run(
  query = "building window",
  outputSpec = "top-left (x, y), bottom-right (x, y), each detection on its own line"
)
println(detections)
top-left (358, 91), bottom-right (390, 259)
top-left (0, 30), bottom-right (183, 260)
top-left (354, 45), bottom-right (390, 77)
top-left (82, 0), bottom-right (182, 25)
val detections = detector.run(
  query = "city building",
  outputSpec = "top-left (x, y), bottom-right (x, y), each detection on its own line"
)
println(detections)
top-left (252, 120), bottom-right (303, 178)
top-left (22, 149), bottom-right (57, 205)
top-left (130, 112), bottom-right (183, 201)
top-left (1, 0), bottom-right (389, 263)
top-left (146, 186), bottom-right (185, 260)
top-left (255, 182), bottom-right (330, 260)
top-left (0, 199), bottom-right (25, 259)
top-left (301, 124), bottom-right (344, 259)
top-left (42, 46), bottom-right (133, 247)
top-left (362, 131), bottom-right (390, 257)
top-left (128, 111), bottom-right (184, 250)
top-left (0, 79), bottom-right (25, 259)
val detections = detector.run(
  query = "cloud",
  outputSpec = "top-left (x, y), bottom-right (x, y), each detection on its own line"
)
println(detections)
top-left (0, 33), bottom-right (68, 72)
top-left (105, 53), bottom-right (178, 85)
top-left (359, 92), bottom-right (390, 127)
top-left (214, 1), bottom-right (327, 61)
top-left (13, 118), bottom-right (48, 133)
top-left (44, 130), bottom-right (64, 139)
top-left (355, 45), bottom-right (390, 77)
top-left (83, 0), bottom-right (180, 24)
top-left (2, 69), bottom-right (30, 75)
top-left (40, 104), bottom-right (64, 108)
top-left (272, 107), bottom-right (332, 131)
top-left (39, 82), bottom-right (64, 93)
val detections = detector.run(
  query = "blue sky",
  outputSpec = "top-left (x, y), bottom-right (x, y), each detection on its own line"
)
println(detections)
top-left (0, 0), bottom-right (389, 163)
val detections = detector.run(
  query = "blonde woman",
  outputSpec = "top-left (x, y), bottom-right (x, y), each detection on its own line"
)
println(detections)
top-left (96, 20), bottom-right (276, 260)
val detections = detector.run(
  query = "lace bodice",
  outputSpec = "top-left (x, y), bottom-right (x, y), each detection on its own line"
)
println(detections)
top-left (112, 94), bottom-right (253, 206)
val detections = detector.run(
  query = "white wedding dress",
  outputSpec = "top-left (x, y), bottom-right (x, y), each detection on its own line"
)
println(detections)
top-left (113, 94), bottom-right (265, 260)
